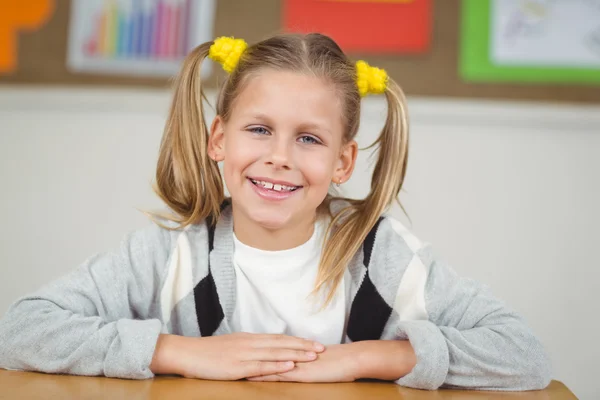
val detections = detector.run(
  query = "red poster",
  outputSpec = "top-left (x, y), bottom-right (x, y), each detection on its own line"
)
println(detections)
top-left (283, 0), bottom-right (431, 53)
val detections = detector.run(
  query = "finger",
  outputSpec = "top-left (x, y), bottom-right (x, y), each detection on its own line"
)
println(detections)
top-left (247, 374), bottom-right (288, 382)
top-left (251, 349), bottom-right (318, 362)
top-left (249, 368), bottom-right (304, 382)
top-left (255, 335), bottom-right (325, 352)
top-left (244, 360), bottom-right (295, 378)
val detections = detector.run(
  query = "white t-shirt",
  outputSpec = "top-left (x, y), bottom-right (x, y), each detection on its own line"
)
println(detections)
top-left (230, 219), bottom-right (348, 345)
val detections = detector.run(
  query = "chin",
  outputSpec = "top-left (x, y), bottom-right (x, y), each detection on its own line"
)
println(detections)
top-left (247, 208), bottom-right (293, 231)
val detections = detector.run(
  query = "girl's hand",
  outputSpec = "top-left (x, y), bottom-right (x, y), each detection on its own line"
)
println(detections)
top-left (247, 340), bottom-right (416, 383)
top-left (247, 343), bottom-right (361, 383)
top-left (150, 333), bottom-right (325, 380)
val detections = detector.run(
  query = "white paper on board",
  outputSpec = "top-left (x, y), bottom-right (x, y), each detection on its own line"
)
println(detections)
top-left (491, 0), bottom-right (600, 68)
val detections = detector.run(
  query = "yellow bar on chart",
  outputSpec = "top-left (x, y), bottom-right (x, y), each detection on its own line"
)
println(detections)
top-left (104, 1), bottom-right (118, 57)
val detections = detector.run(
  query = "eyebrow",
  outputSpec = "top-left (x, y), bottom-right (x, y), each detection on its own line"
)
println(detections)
top-left (298, 122), bottom-right (332, 136)
top-left (248, 113), bottom-right (274, 125)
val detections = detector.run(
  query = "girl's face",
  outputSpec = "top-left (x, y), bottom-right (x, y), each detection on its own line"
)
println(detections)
top-left (209, 70), bottom-right (357, 241)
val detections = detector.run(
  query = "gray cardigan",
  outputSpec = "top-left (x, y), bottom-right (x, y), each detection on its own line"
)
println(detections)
top-left (0, 201), bottom-right (551, 390)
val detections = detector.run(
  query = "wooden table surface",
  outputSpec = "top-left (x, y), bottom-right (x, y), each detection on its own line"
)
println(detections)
top-left (0, 370), bottom-right (577, 399)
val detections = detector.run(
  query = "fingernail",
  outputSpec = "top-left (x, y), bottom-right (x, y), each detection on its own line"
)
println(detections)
top-left (285, 361), bottom-right (295, 367)
top-left (314, 343), bottom-right (325, 351)
top-left (306, 351), bottom-right (316, 358)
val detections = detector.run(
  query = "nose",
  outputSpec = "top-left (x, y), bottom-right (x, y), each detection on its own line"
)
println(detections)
top-left (266, 135), bottom-right (292, 170)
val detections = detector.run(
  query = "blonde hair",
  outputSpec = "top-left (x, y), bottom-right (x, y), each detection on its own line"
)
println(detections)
top-left (150, 33), bottom-right (409, 306)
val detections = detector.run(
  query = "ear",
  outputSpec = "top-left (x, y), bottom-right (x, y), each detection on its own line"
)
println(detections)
top-left (333, 140), bottom-right (358, 185)
top-left (208, 115), bottom-right (226, 161)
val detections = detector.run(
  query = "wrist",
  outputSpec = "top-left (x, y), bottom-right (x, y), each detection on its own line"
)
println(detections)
top-left (150, 334), bottom-right (183, 376)
top-left (353, 340), bottom-right (417, 381)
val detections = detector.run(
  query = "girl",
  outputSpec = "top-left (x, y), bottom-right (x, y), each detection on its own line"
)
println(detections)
top-left (0, 34), bottom-right (551, 390)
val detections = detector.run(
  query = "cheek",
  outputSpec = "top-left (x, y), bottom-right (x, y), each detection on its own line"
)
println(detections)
top-left (222, 135), bottom-right (248, 186)
top-left (224, 133), bottom-right (259, 168)
top-left (302, 153), bottom-right (337, 185)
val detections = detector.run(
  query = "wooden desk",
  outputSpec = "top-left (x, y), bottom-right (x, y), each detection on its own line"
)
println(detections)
top-left (0, 370), bottom-right (576, 399)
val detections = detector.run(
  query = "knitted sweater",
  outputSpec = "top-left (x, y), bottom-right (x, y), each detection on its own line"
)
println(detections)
top-left (0, 201), bottom-right (551, 390)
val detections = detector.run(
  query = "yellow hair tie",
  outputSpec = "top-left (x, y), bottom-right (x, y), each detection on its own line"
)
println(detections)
top-left (356, 60), bottom-right (388, 97)
top-left (209, 37), bottom-right (247, 73)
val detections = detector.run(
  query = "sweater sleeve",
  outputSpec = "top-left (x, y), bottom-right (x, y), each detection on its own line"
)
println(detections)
top-left (0, 223), bottom-right (174, 379)
top-left (394, 244), bottom-right (552, 391)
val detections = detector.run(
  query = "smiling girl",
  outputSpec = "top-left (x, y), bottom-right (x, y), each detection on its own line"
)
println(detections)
top-left (0, 34), bottom-right (551, 390)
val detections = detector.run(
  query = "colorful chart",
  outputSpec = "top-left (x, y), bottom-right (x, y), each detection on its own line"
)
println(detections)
top-left (68, 0), bottom-right (215, 77)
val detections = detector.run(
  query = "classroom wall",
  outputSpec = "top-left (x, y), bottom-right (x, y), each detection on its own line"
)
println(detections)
top-left (0, 86), bottom-right (598, 398)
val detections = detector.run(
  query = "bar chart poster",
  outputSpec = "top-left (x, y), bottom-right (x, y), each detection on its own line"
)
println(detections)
top-left (67, 0), bottom-right (215, 77)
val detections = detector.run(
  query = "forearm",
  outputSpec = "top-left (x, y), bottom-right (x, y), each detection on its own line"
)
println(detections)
top-left (0, 299), bottom-right (161, 379)
top-left (353, 340), bottom-right (416, 381)
top-left (438, 324), bottom-right (551, 390)
top-left (391, 317), bottom-right (551, 390)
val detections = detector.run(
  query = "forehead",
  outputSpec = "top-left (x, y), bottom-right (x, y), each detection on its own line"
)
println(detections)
top-left (229, 70), bottom-right (344, 131)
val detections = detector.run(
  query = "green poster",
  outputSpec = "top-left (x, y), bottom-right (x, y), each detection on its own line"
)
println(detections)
top-left (460, 0), bottom-right (600, 85)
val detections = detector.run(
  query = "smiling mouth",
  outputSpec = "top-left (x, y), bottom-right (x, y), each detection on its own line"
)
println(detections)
top-left (248, 178), bottom-right (301, 192)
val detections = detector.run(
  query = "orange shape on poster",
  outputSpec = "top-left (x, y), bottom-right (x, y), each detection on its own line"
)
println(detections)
top-left (0, 0), bottom-right (55, 73)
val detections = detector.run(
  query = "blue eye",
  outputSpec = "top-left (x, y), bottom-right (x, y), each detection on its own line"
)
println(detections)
top-left (249, 126), bottom-right (270, 135)
top-left (298, 135), bottom-right (321, 145)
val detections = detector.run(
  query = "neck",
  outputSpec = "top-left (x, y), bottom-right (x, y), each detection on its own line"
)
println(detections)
top-left (232, 208), bottom-right (316, 251)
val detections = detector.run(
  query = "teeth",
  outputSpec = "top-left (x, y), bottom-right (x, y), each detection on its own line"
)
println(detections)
top-left (251, 179), bottom-right (297, 192)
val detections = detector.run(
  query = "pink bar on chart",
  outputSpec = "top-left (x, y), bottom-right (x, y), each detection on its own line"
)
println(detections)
top-left (84, 38), bottom-right (97, 56)
top-left (160, 3), bottom-right (172, 58)
top-left (180, 0), bottom-right (191, 56)
top-left (84, 15), bottom-right (101, 56)
top-left (153, 1), bottom-right (164, 58)
top-left (170, 3), bottom-right (181, 59)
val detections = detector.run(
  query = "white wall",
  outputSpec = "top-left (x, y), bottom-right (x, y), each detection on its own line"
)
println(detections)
top-left (0, 86), bottom-right (598, 398)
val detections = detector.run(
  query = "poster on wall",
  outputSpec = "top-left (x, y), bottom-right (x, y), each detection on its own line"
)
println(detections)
top-left (461, 0), bottom-right (600, 85)
top-left (0, 0), bottom-right (55, 74)
top-left (283, 0), bottom-right (432, 53)
top-left (67, 0), bottom-right (215, 77)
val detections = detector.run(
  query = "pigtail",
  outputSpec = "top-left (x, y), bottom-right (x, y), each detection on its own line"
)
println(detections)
top-left (363, 78), bottom-right (409, 217)
top-left (147, 42), bottom-right (225, 229)
top-left (315, 77), bottom-right (409, 307)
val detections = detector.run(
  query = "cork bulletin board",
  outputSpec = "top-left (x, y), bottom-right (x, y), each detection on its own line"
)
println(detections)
top-left (1, 0), bottom-right (599, 104)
